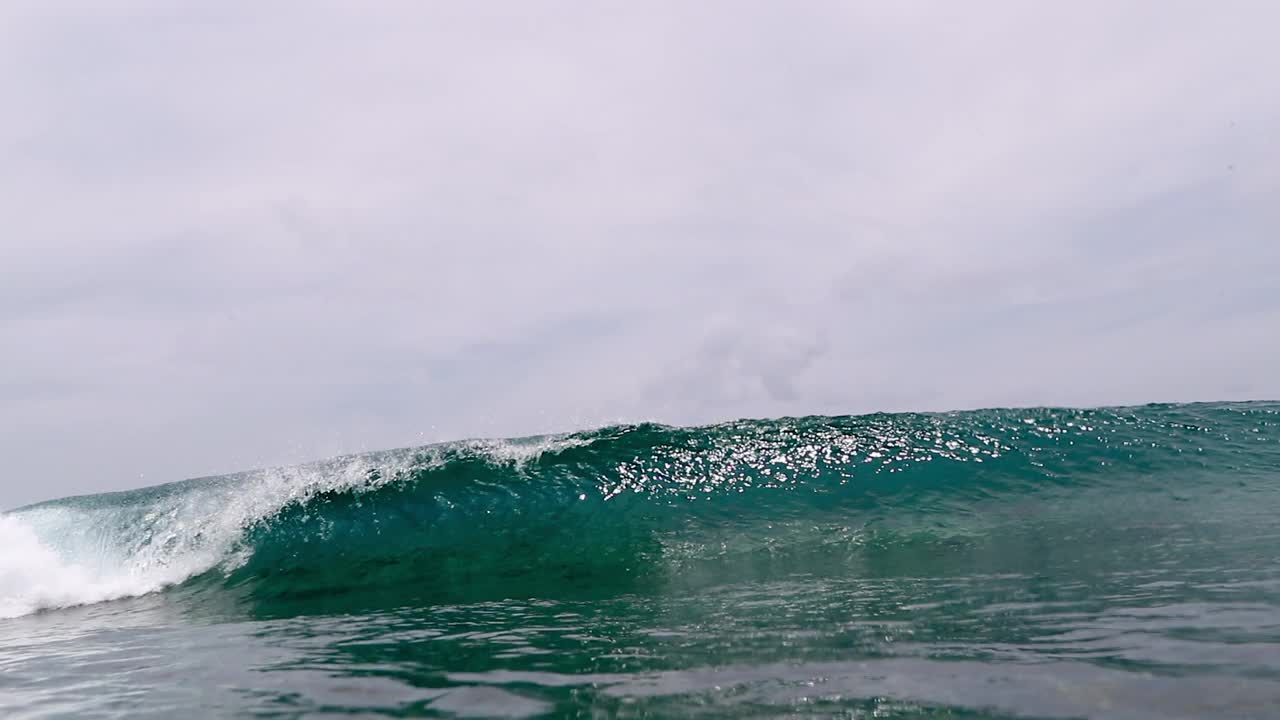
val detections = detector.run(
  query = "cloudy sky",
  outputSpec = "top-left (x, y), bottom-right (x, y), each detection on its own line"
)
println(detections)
top-left (2, 1), bottom-right (1277, 508)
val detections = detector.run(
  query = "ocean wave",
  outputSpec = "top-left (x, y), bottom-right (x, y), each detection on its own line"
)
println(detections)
top-left (3, 402), bottom-right (1276, 619)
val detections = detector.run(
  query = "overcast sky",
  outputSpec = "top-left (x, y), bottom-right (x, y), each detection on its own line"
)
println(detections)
top-left (2, 1), bottom-right (1278, 508)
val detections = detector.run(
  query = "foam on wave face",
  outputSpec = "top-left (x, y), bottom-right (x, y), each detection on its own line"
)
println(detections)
top-left (0, 454), bottom-right (400, 618)
top-left (0, 435), bottom-right (599, 619)
top-left (0, 514), bottom-right (154, 619)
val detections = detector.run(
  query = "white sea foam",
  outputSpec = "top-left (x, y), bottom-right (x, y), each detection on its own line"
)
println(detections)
top-left (0, 436), bottom-right (586, 619)
top-left (1, 514), bottom-right (141, 619)
top-left (0, 452), bottom-right (397, 619)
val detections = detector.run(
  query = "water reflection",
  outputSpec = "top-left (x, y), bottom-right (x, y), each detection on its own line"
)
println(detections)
top-left (4, 525), bottom-right (1279, 717)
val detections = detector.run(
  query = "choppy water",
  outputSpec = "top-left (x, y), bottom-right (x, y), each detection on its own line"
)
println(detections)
top-left (3, 402), bottom-right (1279, 718)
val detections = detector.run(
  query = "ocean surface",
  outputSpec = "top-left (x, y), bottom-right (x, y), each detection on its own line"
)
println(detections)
top-left (2, 402), bottom-right (1279, 718)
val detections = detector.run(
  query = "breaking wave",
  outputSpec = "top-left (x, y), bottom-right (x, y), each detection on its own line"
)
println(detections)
top-left (3, 402), bottom-right (1277, 619)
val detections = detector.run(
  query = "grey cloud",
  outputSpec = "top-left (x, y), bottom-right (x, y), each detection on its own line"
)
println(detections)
top-left (1, 1), bottom-right (1278, 508)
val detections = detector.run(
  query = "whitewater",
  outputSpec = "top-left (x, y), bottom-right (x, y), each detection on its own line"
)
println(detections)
top-left (2, 402), bottom-right (1279, 718)
top-left (1, 437), bottom-right (577, 619)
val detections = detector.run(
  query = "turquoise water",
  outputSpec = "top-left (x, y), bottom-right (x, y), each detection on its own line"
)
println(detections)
top-left (2, 402), bottom-right (1279, 718)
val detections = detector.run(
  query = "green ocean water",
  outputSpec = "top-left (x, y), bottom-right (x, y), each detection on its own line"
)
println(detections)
top-left (2, 402), bottom-right (1279, 718)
